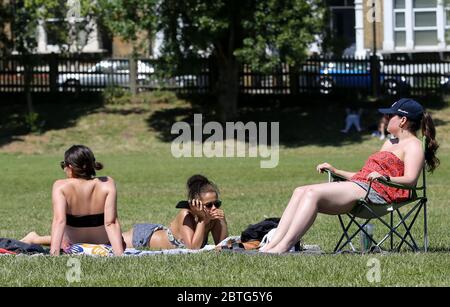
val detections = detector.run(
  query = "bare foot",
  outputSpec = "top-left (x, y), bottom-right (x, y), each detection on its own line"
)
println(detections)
top-left (20, 231), bottom-right (38, 244)
top-left (260, 246), bottom-right (287, 254)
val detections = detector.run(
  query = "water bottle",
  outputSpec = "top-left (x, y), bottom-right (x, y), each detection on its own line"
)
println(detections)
top-left (360, 223), bottom-right (374, 253)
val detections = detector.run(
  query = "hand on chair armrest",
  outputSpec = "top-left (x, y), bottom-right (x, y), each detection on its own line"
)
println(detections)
top-left (322, 169), bottom-right (348, 182)
top-left (374, 177), bottom-right (421, 191)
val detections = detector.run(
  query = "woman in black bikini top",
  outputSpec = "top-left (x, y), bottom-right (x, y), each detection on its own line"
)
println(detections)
top-left (22, 145), bottom-right (125, 256)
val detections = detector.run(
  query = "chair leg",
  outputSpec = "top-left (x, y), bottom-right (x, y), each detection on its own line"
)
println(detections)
top-left (334, 215), bottom-right (356, 253)
top-left (390, 211), bottom-right (394, 250)
top-left (361, 203), bottom-right (418, 251)
top-left (395, 206), bottom-right (421, 252)
top-left (342, 218), bottom-right (375, 252)
top-left (424, 199), bottom-right (428, 252)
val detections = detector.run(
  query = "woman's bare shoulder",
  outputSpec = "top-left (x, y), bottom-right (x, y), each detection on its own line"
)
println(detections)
top-left (406, 137), bottom-right (423, 151)
top-left (94, 176), bottom-right (116, 190)
top-left (52, 178), bottom-right (71, 190)
top-left (176, 209), bottom-right (195, 225)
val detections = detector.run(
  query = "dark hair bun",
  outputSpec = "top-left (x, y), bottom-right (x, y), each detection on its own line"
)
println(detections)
top-left (94, 161), bottom-right (104, 171)
top-left (187, 174), bottom-right (209, 188)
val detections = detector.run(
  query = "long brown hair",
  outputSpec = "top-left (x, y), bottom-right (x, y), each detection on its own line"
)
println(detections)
top-left (407, 112), bottom-right (440, 172)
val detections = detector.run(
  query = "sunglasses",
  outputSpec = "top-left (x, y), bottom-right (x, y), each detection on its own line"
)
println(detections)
top-left (203, 200), bottom-right (222, 209)
top-left (60, 161), bottom-right (68, 170)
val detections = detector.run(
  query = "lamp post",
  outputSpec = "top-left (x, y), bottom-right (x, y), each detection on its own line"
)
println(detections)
top-left (11, 0), bottom-right (16, 54)
top-left (370, 0), bottom-right (380, 98)
top-left (372, 0), bottom-right (377, 55)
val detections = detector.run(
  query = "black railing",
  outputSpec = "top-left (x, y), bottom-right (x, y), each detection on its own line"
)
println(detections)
top-left (1, 54), bottom-right (450, 97)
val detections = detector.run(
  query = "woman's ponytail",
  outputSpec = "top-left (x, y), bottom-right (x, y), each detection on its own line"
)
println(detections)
top-left (421, 112), bottom-right (440, 172)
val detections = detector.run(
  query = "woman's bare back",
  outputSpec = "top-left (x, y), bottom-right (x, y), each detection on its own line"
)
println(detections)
top-left (60, 177), bottom-right (113, 244)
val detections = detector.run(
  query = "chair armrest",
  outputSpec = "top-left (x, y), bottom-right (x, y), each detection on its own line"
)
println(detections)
top-left (375, 177), bottom-right (423, 191)
top-left (323, 169), bottom-right (348, 182)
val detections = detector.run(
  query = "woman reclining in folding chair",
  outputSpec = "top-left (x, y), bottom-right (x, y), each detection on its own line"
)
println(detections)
top-left (260, 98), bottom-right (439, 254)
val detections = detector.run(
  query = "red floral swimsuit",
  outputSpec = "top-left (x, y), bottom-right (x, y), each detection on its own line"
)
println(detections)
top-left (351, 151), bottom-right (410, 204)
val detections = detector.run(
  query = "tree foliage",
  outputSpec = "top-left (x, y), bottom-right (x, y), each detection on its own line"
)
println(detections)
top-left (97, 0), bottom-right (157, 56)
top-left (158, 0), bottom-right (324, 73)
top-left (1, 0), bottom-right (98, 55)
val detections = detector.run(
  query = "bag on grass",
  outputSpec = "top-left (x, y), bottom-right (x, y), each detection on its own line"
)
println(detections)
top-left (240, 217), bottom-right (280, 249)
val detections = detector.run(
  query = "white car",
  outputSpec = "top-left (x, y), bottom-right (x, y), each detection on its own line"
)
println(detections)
top-left (57, 60), bottom-right (155, 91)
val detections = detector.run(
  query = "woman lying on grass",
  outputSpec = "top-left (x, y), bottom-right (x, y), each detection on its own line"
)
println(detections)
top-left (260, 98), bottom-right (439, 254)
top-left (22, 174), bottom-right (228, 251)
top-left (121, 174), bottom-right (229, 250)
top-left (21, 145), bottom-right (125, 256)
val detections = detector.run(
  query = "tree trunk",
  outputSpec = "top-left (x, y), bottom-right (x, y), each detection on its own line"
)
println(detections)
top-left (216, 57), bottom-right (239, 122)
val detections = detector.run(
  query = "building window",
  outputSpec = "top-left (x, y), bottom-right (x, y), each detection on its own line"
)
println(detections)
top-left (46, 19), bottom-right (67, 47)
top-left (394, 0), bottom-right (406, 47)
top-left (413, 0), bottom-right (438, 46)
top-left (446, 7), bottom-right (450, 44)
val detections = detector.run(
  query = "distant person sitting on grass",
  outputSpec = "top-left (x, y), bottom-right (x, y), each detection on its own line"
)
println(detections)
top-left (21, 145), bottom-right (125, 256)
top-left (22, 174), bottom-right (229, 250)
top-left (260, 99), bottom-right (439, 254)
top-left (341, 107), bottom-right (363, 133)
top-left (371, 115), bottom-right (389, 140)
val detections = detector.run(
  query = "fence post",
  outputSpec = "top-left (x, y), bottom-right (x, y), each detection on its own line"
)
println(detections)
top-left (129, 56), bottom-right (137, 96)
top-left (48, 53), bottom-right (58, 94)
top-left (370, 54), bottom-right (381, 97)
top-left (289, 64), bottom-right (299, 95)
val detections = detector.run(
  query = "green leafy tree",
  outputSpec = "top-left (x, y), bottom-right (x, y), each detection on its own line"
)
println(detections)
top-left (1, 0), bottom-right (98, 131)
top-left (158, 0), bottom-right (324, 120)
top-left (97, 0), bottom-right (324, 121)
top-left (97, 0), bottom-right (157, 57)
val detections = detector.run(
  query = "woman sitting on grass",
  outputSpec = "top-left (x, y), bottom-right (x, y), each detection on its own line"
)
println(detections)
top-left (21, 145), bottom-right (125, 256)
top-left (260, 99), bottom-right (439, 254)
top-left (23, 174), bottom-right (228, 251)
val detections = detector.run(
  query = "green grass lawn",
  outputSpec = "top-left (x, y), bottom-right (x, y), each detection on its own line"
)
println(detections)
top-left (0, 96), bottom-right (449, 286)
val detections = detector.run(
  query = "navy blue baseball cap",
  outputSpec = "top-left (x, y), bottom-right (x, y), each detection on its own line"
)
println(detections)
top-left (378, 98), bottom-right (424, 121)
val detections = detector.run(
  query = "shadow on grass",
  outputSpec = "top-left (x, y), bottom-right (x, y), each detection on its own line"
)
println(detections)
top-left (0, 93), bottom-right (104, 148)
top-left (2, 91), bottom-right (449, 150)
top-left (146, 93), bottom-right (450, 147)
top-left (427, 247), bottom-right (450, 253)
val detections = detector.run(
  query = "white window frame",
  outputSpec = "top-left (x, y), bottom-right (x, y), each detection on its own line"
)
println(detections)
top-left (384, 0), bottom-right (450, 52)
top-left (45, 18), bottom-right (69, 53)
top-left (37, 16), bottom-right (101, 54)
top-left (394, 3), bottom-right (407, 49)
top-left (445, 6), bottom-right (450, 46)
top-left (412, 1), bottom-right (440, 49)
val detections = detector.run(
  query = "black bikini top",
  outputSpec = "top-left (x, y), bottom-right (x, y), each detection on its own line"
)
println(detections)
top-left (66, 213), bottom-right (105, 228)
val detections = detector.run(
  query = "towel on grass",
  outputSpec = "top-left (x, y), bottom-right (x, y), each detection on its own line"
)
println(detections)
top-left (63, 243), bottom-right (216, 257)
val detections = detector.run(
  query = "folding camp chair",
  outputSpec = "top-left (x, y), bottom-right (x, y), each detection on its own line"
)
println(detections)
top-left (325, 143), bottom-right (428, 253)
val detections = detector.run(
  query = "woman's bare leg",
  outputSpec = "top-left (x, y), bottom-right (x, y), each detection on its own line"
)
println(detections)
top-left (260, 185), bottom-right (313, 251)
top-left (20, 232), bottom-right (51, 245)
top-left (264, 182), bottom-right (366, 253)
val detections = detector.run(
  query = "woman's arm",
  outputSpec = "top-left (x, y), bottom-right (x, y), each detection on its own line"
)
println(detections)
top-left (333, 169), bottom-right (357, 180)
top-left (210, 209), bottom-right (229, 245)
top-left (103, 178), bottom-right (124, 256)
top-left (179, 200), bottom-right (212, 249)
top-left (50, 181), bottom-right (67, 256)
top-left (316, 163), bottom-right (356, 180)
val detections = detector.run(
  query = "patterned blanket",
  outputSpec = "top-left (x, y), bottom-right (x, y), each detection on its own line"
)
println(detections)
top-left (63, 243), bottom-right (216, 257)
